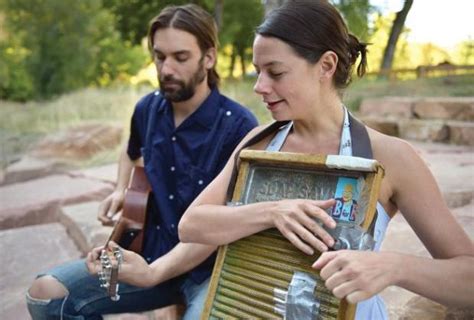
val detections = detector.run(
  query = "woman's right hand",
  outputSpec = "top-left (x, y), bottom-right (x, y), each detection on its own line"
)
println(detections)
top-left (271, 199), bottom-right (336, 255)
top-left (97, 190), bottom-right (125, 226)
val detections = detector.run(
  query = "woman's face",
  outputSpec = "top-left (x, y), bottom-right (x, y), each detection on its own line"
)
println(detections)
top-left (252, 35), bottom-right (321, 121)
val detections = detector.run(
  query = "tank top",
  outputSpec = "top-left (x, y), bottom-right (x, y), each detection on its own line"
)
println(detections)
top-left (265, 107), bottom-right (390, 320)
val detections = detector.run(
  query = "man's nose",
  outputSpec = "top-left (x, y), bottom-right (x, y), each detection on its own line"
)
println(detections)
top-left (158, 58), bottom-right (175, 77)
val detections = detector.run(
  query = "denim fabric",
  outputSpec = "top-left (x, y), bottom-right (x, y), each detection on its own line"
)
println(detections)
top-left (27, 259), bottom-right (210, 320)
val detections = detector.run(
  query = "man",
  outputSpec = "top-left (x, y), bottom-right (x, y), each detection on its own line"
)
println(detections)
top-left (26, 4), bottom-right (258, 319)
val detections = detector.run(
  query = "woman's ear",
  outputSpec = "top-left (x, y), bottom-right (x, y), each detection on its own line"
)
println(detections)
top-left (319, 51), bottom-right (338, 81)
top-left (204, 48), bottom-right (217, 70)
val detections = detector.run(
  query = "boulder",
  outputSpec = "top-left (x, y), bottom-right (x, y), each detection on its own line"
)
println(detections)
top-left (0, 174), bottom-right (113, 230)
top-left (0, 223), bottom-right (81, 320)
top-left (413, 97), bottom-right (474, 121)
top-left (359, 97), bottom-right (416, 118)
top-left (31, 123), bottom-right (123, 161)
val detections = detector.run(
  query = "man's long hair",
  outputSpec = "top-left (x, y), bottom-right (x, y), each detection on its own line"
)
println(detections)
top-left (148, 4), bottom-right (220, 88)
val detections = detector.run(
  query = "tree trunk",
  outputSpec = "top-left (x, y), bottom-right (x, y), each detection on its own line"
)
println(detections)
top-left (380, 0), bottom-right (414, 72)
top-left (238, 45), bottom-right (246, 78)
top-left (214, 0), bottom-right (223, 29)
top-left (229, 46), bottom-right (236, 78)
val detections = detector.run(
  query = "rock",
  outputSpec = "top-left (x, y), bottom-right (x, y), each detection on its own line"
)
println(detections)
top-left (399, 119), bottom-right (449, 143)
top-left (31, 123), bottom-right (123, 161)
top-left (2, 156), bottom-right (67, 185)
top-left (359, 117), bottom-right (399, 137)
top-left (398, 296), bottom-right (446, 320)
top-left (0, 223), bottom-right (82, 320)
top-left (59, 202), bottom-right (113, 254)
top-left (359, 97), bottom-right (416, 118)
top-left (447, 120), bottom-right (474, 146)
top-left (413, 97), bottom-right (474, 121)
top-left (0, 174), bottom-right (113, 230)
top-left (70, 163), bottom-right (118, 184)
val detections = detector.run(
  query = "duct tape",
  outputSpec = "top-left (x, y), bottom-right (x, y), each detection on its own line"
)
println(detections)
top-left (285, 272), bottom-right (320, 319)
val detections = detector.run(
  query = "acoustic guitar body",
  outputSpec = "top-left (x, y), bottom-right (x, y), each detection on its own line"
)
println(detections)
top-left (110, 166), bottom-right (150, 253)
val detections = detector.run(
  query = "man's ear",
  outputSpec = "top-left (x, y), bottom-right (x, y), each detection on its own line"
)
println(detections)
top-left (319, 51), bottom-right (338, 80)
top-left (203, 48), bottom-right (217, 70)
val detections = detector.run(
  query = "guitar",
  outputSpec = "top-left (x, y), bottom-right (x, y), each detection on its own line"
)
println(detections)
top-left (108, 166), bottom-right (151, 253)
top-left (99, 246), bottom-right (122, 301)
top-left (99, 166), bottom-right (150, 300)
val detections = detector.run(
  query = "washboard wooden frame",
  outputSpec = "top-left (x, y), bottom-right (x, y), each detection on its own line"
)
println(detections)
top-left (202, 150), bottom-right (385, 320)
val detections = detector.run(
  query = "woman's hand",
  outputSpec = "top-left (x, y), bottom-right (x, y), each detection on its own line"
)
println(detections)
top-left (312, 250), bottom-right (400, 303)
top-left (271, 199), bottom-right (336, 255)
top-left (86, 242), bottom-right (155, 288)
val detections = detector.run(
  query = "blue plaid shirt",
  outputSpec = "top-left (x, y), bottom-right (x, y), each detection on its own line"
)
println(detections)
top-left (127, 88), bottom-right (258, 284)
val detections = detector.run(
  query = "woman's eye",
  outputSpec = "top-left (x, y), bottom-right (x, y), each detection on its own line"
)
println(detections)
top-left (269, 72), bottom-right (283, 78)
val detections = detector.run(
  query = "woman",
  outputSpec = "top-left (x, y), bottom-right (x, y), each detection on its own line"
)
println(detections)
top-left (178, 0), bottom-right (474, 318)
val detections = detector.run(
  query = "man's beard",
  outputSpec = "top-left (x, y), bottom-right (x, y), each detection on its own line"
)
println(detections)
top-left (158, 59), bottom-right (207, 102)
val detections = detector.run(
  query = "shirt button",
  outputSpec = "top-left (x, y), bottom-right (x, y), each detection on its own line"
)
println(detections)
top-left (169, 194), bottom-right (174, 200)
top-left (146, 257), bottom-right (151, 262)
top-left (156, 225), bottom-right (160, 230)
top-left (154, 91), bottom-right (159, 96)
top-left (170, 166), bottom-right (175, 172)
top-left (171, 136), bottom-right (176, 141)
top-left (198, 179), bottom-right (204, 185)
top-left (171, 224), bottom-right (175, 228)
top-left (226, 110), bottom-right (232, 116)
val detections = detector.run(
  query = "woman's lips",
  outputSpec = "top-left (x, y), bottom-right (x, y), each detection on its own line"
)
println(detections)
top-left (266, 99), bottom-right (284, 111)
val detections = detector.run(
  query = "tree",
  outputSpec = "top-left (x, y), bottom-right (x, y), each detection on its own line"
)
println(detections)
top-left (332, 0), bottom-right (373, 40)
top-left (0, 0), bottom-right (146, 100)
top-left (379, 0), bottom-right (414, 72)
top-left (102, 0), bottom-right (214, 45)
top-left (220, 0), bottom-right (264, 77)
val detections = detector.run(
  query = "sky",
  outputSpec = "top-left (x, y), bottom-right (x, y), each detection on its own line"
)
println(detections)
top-left (370, 0), bottom-right (474, 48)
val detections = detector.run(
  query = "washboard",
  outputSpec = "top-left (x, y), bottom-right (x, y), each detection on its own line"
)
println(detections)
top-left (202, 150), bottom-right (385, 320)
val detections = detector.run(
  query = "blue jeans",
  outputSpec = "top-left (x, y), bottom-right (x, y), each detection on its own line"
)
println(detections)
top-left (26, 259), bottom-right (210, 320)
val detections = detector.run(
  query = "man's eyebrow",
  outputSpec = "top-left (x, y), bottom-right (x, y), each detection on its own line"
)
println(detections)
top-left (153, 48), bottom-right (191, 56)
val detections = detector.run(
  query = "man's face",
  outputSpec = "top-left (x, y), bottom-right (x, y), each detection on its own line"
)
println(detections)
top-left (152, 28), bottom-right (209, 102)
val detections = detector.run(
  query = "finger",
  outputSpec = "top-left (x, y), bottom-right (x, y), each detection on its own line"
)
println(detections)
top-left (324, 265), bottom-right (355, 291)
top-left (331, 279), bottom-right (361, 300)
top-left (297, 209), bottom-right (335, 247)
top-left (307, 200), bottom-right (337, 229)
top-left (291, 222), bottom-right (329, 253)
top-left (312, 251), bottom-right (337, 269)
top-left (319, 253), bottom-right (346, 280)
top-left (284, 230), bottom-right (315, 255)
top-left (108, 199), bottom-right (122, 218)
top-left (98, 198), bottom-right (111, 219)
top-left (345, 290), bottom-right (370, 304)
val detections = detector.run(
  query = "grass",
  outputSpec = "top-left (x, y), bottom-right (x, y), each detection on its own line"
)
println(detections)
top-left (1, 74), bottom-right (473, 169)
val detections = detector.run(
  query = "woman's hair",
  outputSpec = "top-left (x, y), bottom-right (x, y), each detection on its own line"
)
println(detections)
top-left (256, 0), bottom-right (368, 89)
top-left (147, 4), bottom-right (220, 88)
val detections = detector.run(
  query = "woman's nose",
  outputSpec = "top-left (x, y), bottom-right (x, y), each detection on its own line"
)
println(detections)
top-left (253, 73), bottom-right (271, 95)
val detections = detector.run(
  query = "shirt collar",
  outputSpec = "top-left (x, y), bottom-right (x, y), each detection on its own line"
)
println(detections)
top-left (158, 88), bottom-right (220, 130)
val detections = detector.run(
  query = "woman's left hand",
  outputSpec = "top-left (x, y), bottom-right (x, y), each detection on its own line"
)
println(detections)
top-left (312, 250), bottom-right (400, 303)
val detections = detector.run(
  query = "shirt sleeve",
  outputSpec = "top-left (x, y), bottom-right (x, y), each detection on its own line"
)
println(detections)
top-left (127, 95), bottom-right (151, 161)
top-left (127, 110), bottom-right (142, 160)
top-left (216, 109), bottom-right (258, 174)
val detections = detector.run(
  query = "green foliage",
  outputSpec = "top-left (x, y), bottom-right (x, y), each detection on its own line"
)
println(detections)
top-left (331, 0), bottom-right (374, 40)
top-left (0, 0), bottom-right (147, 100)
top-left (0, 40), bottom-right (35, 101)
top-left (219, 0), bottom-right (264, 77)
top-left (102, 0), bottom-right (214, 45)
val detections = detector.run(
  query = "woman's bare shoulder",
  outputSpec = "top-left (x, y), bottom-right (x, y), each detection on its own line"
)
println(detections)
top-left (368, 128), bottom-right (420, 163)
